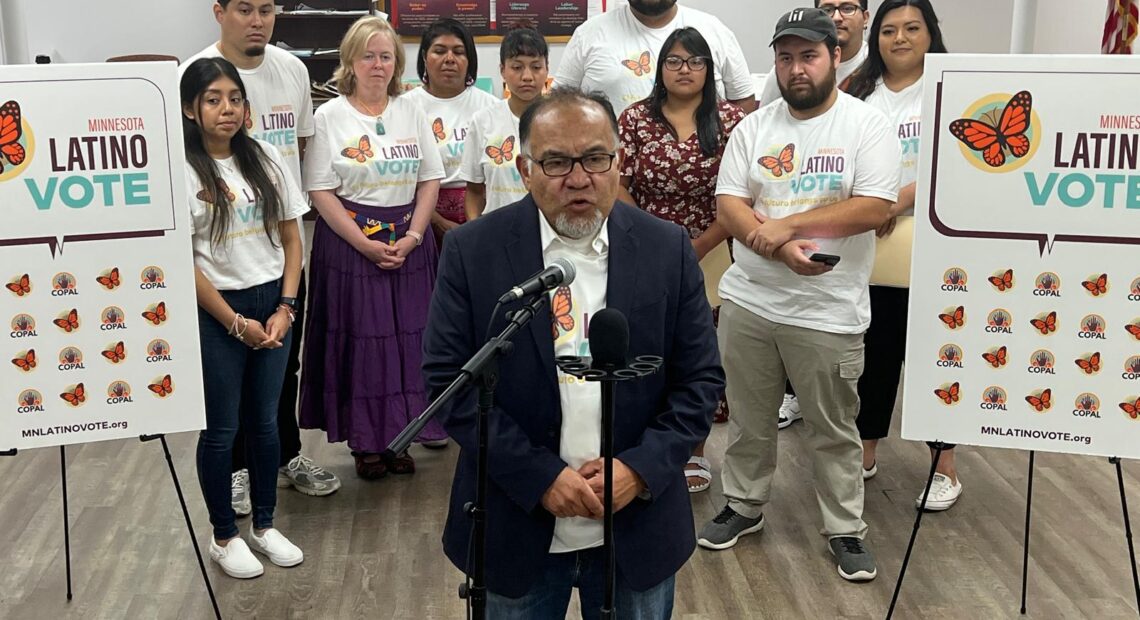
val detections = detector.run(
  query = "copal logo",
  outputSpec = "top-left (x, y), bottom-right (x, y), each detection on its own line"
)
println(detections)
top-left (937, 344), bottom-right (963, 368)
top-left (949, 90), bottom-right (1040, 173)
top-left (1027, 349), bottom-right (1055, 374)
top-left (1130, 277), bottom-right (1140, 302)
top-left (10, 314), bottom-right (37, 338)
top-left (985, 309), bottom-right (1013, 334)
top-left (980, 386), bottom-right (1008, 411)
top-left (51, 272), bottom-right (78, 296)
top-left (140, 266), bottom-right (166, 289)
top-left (0, 100), bottom-right (34, 182)
top-left (1079, 314), bottom-right (1107, 340)
top-left (58, 346), bottom-right (84, 371)
top-left (1025, 388), bottom-right (1052, 413)
top-left (1034, 272), bottom-right (1061, 297)
top-left (17, 389), bottom-right (44, 413)
top-left (1124, 356), bottom-right (1140, 380)
top-left (1073, 393), bottom-right (1101, 418)
top-left (106, 380), bottom-right (133, 405)
top-left (942, 268), bottom-right (968, 292)
top-left (100, 306), bottom-right (127, 331)
top-left (146, 338), bottom-right (172, 362)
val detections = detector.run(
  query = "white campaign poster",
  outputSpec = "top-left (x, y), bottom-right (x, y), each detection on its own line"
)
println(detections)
top-left (902, 54), bottom-right (1140, 459)
top-left (0, 62), bottom-right (205, 450)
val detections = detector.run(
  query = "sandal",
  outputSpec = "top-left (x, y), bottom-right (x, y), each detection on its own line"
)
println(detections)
top-left (713, 399), bottom-right (729, 424)
top-left (685, 456), bottom-right (712, 493)
top-left (352, 452), bottom-right (387, 480)
top-left (384, 451), bottom-right (416, 475)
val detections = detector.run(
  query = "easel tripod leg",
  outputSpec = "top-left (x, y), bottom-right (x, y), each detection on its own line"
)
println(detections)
top-left (886, 442), bottom-right (945, 619)
top-left (1111, 457), bottom-right (1140, 616)
top-left (1020, 451), bottom-right (1035, 615)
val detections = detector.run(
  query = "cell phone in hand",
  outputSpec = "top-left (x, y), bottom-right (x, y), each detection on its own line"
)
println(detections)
top-left (809, 253), bottom-right (841, 267)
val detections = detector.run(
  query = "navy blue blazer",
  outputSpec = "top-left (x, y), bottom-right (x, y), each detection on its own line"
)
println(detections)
top-left (422, 196), bottom-right (724, 598)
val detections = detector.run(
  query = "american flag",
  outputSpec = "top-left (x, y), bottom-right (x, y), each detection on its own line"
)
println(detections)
top-left (1103, 0), bottom-right (1139, 53)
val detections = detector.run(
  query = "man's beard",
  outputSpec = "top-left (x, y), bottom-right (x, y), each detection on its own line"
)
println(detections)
top-left (779, 70), bottom-right (836, 111)
top-left (554, 209), bottom-right (604, 240)
top-left (243, 44), bottom-right (266, 57)
top-left (628, 0), bottom-right (677, 17)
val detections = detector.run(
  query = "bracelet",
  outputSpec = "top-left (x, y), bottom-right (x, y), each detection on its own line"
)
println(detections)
top-left (277, 303), bottom-right (297, 325)
top-left (405, 230), bottom-right (424, 246)
top-left (229, 313), bottom-right (249, 339)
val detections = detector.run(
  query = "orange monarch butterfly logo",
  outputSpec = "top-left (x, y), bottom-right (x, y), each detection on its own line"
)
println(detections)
top-left (60, 383), bottom-right (86, 407)
top-left (759, 143), bottom-right (795, 177)
top-left (550, 285), bottom-right (574, 339)
top-left (982, 346), bottom-right (1007, 368)
top-left (1127, 320), bottom-right (1140, 340)
top-left (432, 117), bottom-right (446, 142)
top-left (101, 341), bottom-right (126, 364)
top-left (1029, 311), bottom-right (1057, 335)
top-left (938, 305), bottom-right (965, 329)
top-left (196, 178), bottom-right (237, 205)
top-left (1121, 397), bottom-right (1140, 420)
top-left (148, 374), bottom-right (174, 397)
top-left (96, 267), bottom-right (121, 290)
top-left (1025, 388), bottom-right (1052, 412)
top-left (53, 308), bottom-right (79, 333)
top-left (141, 302), bottom-right (167, 325)
top-left (934, 382), bottom-right (960, 405)
top-left (1082, 273), bottom-right (1108, 297)
top-left (0, 100), bottom-right (28, 173)
top-left (6, 273), bottom-right (31, 296)
top-left (621, 51), bottom-right (652, 76)
top-left (988, 269), bottom-right (1014, 292)
top-left (1074, 352), bottom-right (1101, 375)
top-left (485, 136), bottom-right (515, 165)
top-left (341, 135), bottom-right (374, 163)
top-left (11, 349), bottom-right (35, 372)
top-left (949, 90), bottom-right (1033, 168)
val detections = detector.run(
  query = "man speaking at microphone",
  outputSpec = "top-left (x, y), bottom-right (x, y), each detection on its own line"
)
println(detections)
top-left (423, 87), bottom-right (724, 617)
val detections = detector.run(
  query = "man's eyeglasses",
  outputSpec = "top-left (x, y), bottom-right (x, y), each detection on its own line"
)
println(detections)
top-left (529, 152), bottom-right (617, 177)
top-left (819, 3), bottom-right (863, 17)
top-left (663, 55), bottom-right (710, 71)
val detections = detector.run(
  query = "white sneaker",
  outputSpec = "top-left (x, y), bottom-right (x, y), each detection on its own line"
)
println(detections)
top-left (863, 461), bottom-right (878, 480)
top-left (209, 537), bottom-right (264, 579)
top-left (231, 469), bottom-right (251, 517)
top-left (250, 527), bottom-right (304, 567)
top-left (915, 473), bottom-right (963, 511)
top-left (277, 455), bottom-right (341, 496)
top-left (777, 394), bottom-right (802, 429)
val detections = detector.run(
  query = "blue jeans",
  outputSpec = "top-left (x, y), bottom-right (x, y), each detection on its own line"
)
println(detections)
top-left (487, 547), bottom-right (675, 619)
top-left (196, 279), bottom-right (291, 540)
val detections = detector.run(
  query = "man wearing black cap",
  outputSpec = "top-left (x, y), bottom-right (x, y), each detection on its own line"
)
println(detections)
top-left (697, 8), bottom-right (899, 583)
top-left (759, 0), bottom-right (870, 107)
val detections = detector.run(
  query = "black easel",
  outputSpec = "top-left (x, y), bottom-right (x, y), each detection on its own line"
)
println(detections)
top-left (888, 448), bottom-right (1140, 619)
top-left (555, 350), bottom-right (662, 619)
top-left (2, 437), bottom-right (221, 619)
top-left (386, 293), bottom-right (550, 620)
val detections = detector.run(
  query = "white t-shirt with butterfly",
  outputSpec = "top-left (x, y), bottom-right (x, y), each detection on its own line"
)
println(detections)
top-left (866, 76), bottom-right (924, 213)
top-left (715, 92), bottom-right (900, 334)
top-left (303, 95), bottom-right (446, 206)
top-left (459, 100), bottom-right (527, 213)
top-left (538, 212), bottom-right (610, 554)
top-left (404, 86), bottom-right (498, 189)
top-left (186, 138), bottom-right (310, 291)
top-left (553, 4), bottom-right (754, 114)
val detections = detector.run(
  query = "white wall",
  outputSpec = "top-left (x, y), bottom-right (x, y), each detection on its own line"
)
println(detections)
top-left (0, 0), bottom-right (1121, 78)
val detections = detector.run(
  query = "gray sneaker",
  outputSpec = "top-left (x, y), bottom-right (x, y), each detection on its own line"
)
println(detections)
top-left (829, 536), bottom-right (877, 581)
top-left (697, 506), bottom-right (765, 550)
top-left (231, 469), bottom-right (251, 517)
top-left (277, 455), bottom-right (341, 496)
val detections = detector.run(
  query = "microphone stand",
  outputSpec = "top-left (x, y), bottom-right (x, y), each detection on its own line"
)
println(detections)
top-left (387, 293), bottom-right (549, 620)
top-left (555, 354), bottom-right (662, 619)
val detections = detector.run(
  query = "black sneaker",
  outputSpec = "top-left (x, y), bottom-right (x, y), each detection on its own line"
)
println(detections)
top-left (697, 506), bottom-right (765, 550)
top-left (828, 536), bottom-right (877, 581)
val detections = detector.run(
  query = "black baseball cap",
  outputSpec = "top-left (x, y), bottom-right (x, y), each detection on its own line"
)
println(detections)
top-left (769, 7), bottom-right (838, 47)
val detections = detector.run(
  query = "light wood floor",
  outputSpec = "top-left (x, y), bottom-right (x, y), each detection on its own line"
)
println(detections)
top-left (2, 412), bottom-right (1139, 619)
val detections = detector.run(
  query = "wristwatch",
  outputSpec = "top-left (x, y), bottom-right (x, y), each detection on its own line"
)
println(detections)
top-left (278, 296), bottom-right (298, 311)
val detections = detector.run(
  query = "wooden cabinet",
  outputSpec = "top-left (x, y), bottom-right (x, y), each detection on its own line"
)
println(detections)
top-left (272, 1), bottom-right (375, 84)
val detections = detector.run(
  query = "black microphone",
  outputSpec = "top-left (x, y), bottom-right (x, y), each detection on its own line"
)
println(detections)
top-left (497, 257), bottom-right (576, 304)
top-left (588, 308), bottom-right (629, 369)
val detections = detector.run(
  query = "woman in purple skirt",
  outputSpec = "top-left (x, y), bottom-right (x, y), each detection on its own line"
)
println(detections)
top-left (301, 16), bottom-right (447, 479)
